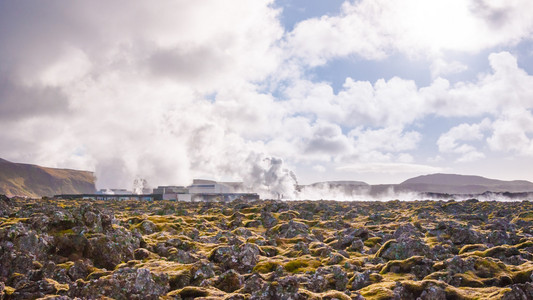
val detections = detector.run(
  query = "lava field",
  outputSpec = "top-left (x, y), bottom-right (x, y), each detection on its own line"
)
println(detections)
top-left (0, 195), bottom-right (532, 299)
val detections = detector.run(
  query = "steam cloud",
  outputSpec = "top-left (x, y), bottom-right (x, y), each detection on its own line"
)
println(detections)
top-left (2, 1), bottom-right (533, 196)
top-left (241, 155), bottom-right (299, 199)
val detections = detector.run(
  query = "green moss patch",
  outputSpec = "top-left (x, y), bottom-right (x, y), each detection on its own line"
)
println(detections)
top-left (253, 261), bottom-right (281, 273)
top-left (284, 258), bottom-right (321, 273)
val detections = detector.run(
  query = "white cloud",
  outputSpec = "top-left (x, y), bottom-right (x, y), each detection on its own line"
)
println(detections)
top-left (287, 0), bottom-right (533, 64)
top-left (0, 0), bottom-right (288, 191)
top-left (350, 126), bottom-right (421, 153)
top-left (437, 119), bottom-right (491, 161)
top-left (281, 51), bottom-right (533, 169)
top-left (285, 76), bottom-right (426, 128)
top-left (304, 122), bottom-right (352, 155)
top-left (487, 109), bottom-right (533, 155)
top-left (39, 46), bottom-right (92, 86)
top-left (430, 59), bottom-right (468, 78)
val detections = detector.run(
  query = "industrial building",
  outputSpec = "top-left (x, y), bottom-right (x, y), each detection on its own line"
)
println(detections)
top-left (153, 180), bottom-right (258, 202)
top-left (55, 179), bottom-right (259, 202)
top-left (152, 185), bottom-right (191, 201)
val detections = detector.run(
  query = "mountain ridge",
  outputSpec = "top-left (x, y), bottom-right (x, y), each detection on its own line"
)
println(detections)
top-left (308, 173), bottom-right (533, 195)
top-left (0, 158), bottom-right (96, 198)
top-left (402, 173), bottom-right (533, 186)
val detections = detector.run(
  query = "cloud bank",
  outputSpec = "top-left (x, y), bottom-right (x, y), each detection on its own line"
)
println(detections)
top-left (1, 0), bottom-right (533, 197)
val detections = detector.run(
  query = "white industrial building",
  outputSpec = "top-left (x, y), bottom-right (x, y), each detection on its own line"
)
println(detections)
top-left (152, 185), bottom-right (191, 201)
top-left (56, 179), bottom-right (258, 202)
top-left (153, 179), bottom-right (258, 202)
top-left (187, 179), bottom-right (232, 194)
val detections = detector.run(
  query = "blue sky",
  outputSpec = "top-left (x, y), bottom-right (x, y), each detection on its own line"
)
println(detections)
top-left (1, 0), bottom-right (533, 196)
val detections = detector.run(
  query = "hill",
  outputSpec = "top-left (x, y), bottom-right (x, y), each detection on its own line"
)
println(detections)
top-left (398, 173), bottom-right (533, 194)
top-left (0, 158), bottom-right (96, 198)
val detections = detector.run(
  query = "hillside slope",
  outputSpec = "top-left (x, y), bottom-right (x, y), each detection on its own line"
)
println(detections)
top-left (0, 158), bottom-right (96, 198)
top-left (399, 173), bottom-right (533, 194)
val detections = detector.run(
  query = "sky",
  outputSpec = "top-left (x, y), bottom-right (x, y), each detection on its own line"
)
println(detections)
top-left (1, 0), bottom-right (533, 196)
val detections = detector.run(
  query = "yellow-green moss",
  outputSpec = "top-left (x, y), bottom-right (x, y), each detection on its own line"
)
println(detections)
top-left (473, 257), bottom-right (508, 278)
top-left (444, 285), bottom-right (511, 300)
top-left (515, 211), bottom-right (533, 221)
top-left (424, 236), bottom-right (439, 247)
top-left (278, 210), bottom-right (300, 220)
top-left (359, 282), bottom-right (395, 300)
top-left (0, 218), bottom-right (29, 228)
top-left (458, 244), bottom-right (488, 254)
top-left (380, 256), bottom-right (426, 274)
top-left (374, 239), bottom-right (396, 258)
top-left (380, 272), bottom-right (416, 282)
top-left (284, 259), bottom-right (309, 273)
top-left (44, 278), bottom-right (69, 293)
top-left (58, 229), bottom-right (75, 235)
top-left (423, 271), bottom-right (449, 281)
top-left (511, 263), bottom-right (533, 283)
top-left (279, 236), bottom-right (308, 245)
top-left (167, 286), bottom-right (225, 298)
top-left (320, 290), bottom-right (352, 300)
top-left (260, 245), bottom-right (279, 257)
top-left (253, 261), bottom-right (281, 273)
top-left (239, 207), bottom-right (261, 214)
top-left (3, 286), bottom-right (15, 295)
top-left (364, 237), bottom-right (382, 248)
top-left (515, 240), bottom-right (533, 249)
top-left (57, 261), bottom-right (75, 271)
top-left (284, 258), bottom-right (321, 273)
top-left (453, 272), bottom-right (484, 287)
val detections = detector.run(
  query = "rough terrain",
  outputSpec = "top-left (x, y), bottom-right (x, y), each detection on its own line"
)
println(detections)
top-left (0, 159), bottom-right (96, 198)
top-left (0, 195), bottom-right (532, 299)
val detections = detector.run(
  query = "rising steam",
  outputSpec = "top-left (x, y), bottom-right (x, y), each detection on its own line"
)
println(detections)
top-left (241, 155), bottom-right (298, 199)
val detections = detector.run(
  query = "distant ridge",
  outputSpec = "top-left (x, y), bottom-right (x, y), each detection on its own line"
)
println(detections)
top-left (397, 173), bottom-right (533, 194)
top-left (0, 158), bottom-right (96, 198)
top-left (304, 174), bottom-right (533, 196)
top-left (402, 173), bottom-right (532, 186)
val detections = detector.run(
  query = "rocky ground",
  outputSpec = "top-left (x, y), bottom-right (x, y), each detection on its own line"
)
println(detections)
top-left (0, 195), bottom-right (533, 299)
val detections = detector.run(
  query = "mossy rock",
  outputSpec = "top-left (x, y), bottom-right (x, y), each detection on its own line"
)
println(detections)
top-left (511, 262), bottom-right (533, 283)
top-left (379, 256), bottom-right (430, 274)
top-left (321, 290), bottom-right (352, 300)
top-left (373, 239), bottom-right (396, 258)
top-left (168, 269), bottom-right (192, 290)
top-left (57, 261), bottom-right (75, 271)
top-left (278, 210), bottom-right (300, 221)
top-left (3, 286), bottom-right (15, 296)
top-left (458, 244), bottom-right (488, 254)
top-left (253, 261), bottom-right (281, 273)
top-left (359, 282), bottom-right (395, 300)
top-left (423, 271), bottom-right (449, 281)
top-left (284, 258), bottom-right (321, 273)
top-left (284, 259), bottom-right (309, 273)
top-left (473, 257), bottom-right (509, 278)
top-left (364, 236), bottom-right (382, 248)
top-left (259, 245), bottom-right (279, 257)
top-left (453, 272), bottom-right (485, 287)
top-left (86, 270), bottom-right (112, 280)
top-left (167, 286), bottom-right (226, 298)
top-left (515, 211), bottom-right (533, 221)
